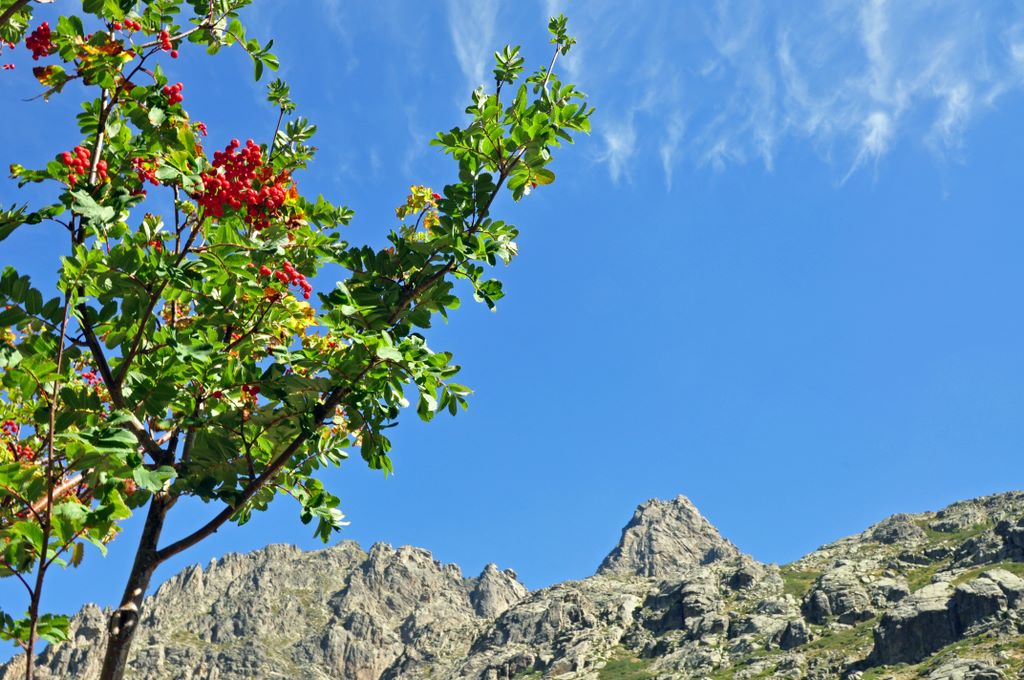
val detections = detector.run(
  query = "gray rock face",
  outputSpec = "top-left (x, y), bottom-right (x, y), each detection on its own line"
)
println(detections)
top-left (871, 513), bottom-right (927, 545)
top-left (2, 541), bottom-right (525, 680)
top-left (469, 564), bottom-right (528, 619)
top-left (777, 619), bottom-right (810, 650)
top-left (871, 563), bottom-right (1024, 667)
top-left (4, 491), bottom-right (1024, 680)
top-left (873, 582), bottom-right (959, 664)
top-left (953, 576), bottom-right (1008, 632)
top-left (929, 658), bottom-right (1006, 680)
top-left (597, 495), bottom-right (740, 577)
top-left (801, 564), bottom-right (876, 625)
top-left (996, 518), bottom-right (1024, 561)
top-left (982, 568), bottom-right (1024, 608)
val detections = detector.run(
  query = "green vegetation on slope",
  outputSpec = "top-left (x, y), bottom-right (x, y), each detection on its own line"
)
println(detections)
top-left (915, 520), bottom-right (992, 545)
top-left (780, 567), bottom-right (822, 600)
top-left (598, 647), bottom-right (655, 680)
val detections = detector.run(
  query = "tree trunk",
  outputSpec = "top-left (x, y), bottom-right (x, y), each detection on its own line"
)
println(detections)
top-left (98, 493), bottom-right (175, 680)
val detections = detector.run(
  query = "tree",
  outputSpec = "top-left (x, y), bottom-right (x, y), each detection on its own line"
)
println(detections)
top-left (0, 1), bottom-right (592, 678)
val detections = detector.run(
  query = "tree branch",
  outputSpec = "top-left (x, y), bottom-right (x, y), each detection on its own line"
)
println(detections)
top-left (115, 226), bottom-right (200, 388)
top-left (76, 304), bottom-right (165, 460)
top-left (153, 380), bottom-right (358, 564)
top-left (0, 0), bottom-right (31, 32)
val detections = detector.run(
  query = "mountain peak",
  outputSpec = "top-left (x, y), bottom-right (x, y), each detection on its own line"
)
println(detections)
top-left (7, 492), bottom-right (1024, 679)
top-left (597, 494), bottom-right (741, 577)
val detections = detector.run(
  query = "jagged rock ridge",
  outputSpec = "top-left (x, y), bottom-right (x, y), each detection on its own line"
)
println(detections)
top-left (3, 491), bottom-right (1024, 679)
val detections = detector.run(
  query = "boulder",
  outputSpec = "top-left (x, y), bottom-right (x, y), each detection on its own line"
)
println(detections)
top-left (729, 565), bottom-right (759, 590)
top-left (982, 568), bottom-right (1024, 608)
top-left (871, 514), bottom-right (926, 545)
top-left (872, 582), bottom-right (957, 664)
top-left (777, 619), bottom-right (810, 650)
top-left (928, 658), bottom-right (1005, 680)
top-left (952, 576), bottom-right (1007, 632)
top-left (995, 519), bottom-right (1024, 560)
top-left (802, 566), bottom-right (874, 625)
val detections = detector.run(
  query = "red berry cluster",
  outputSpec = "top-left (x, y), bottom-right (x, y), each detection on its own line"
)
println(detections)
top-left (195, 121), bottom-right (208, 137)
top-left (81, 370), bottom-right (102, 386)
top-left (241, 384), bottom-right (260, 403)
top-left (60, 146), bottom-right (106, 186)
top-left (259, 260), bottom-right (312, 299)
top-left (2, 421), bottom-right (32, 462)
top-left (196, 139), bottom-right (292, 231)
top-left (112, 19), bottom-right (143, 32)
top-left (162, 81), bottom-right (184, 105)
top-left (7, 442), bottom-right (33, 462)
top-left (131, 156), bottom-right (160, 188)
top-left (25, 22), bottom-right (54, 60)
top-left (158, 29), bottom-right (178, 58)
top-left (132, 156), bottom-right (159, 187)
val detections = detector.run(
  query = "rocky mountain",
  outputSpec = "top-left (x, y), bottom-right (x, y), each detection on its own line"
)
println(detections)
top-left (4, 492), bottom-right (1024, 679)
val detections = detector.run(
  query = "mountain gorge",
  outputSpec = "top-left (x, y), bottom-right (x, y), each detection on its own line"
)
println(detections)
top-left (4, 492), bottom-right (1024, 679)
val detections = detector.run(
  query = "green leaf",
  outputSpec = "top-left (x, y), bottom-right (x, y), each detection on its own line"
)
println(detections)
top-left (0, 307), bottom-right (26, 326)
top-left (69, 542), bottom-right (85, 567)
top-left (533, 168), bottom-right (555, 185)
top-left (69, 191), bottom-right (116, 224)
top-left (375, 345), bottom-right (403, 362)
top-left (148, 107), bottom-right (167, 127)
top-left (35, 614), bottom-right (70, 644)
top-left (132, 466), bottom-right (176, 492)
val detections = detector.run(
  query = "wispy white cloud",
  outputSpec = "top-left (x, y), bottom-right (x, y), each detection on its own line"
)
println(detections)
top-left (446, 0), bottom-right (498, 94)
top-left (319, 0), bottom-right (359, 74)
top-left (556, 0), bottom-right (1024, 186)
top-left (660, 113), bottom-right (686, 190)
top-left (599, 115), bottom-right (638, 184)
top-left (844, 111), bottom-right (893, 181)
top-left (401, 106), bottom-right (429, 180)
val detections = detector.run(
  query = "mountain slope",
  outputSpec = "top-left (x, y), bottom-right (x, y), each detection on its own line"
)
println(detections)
top-left (4, 492), bottom-right (1024, 679)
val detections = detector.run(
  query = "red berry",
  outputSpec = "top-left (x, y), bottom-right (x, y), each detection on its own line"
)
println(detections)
top-left (25, 22), bottom-right (54, 60)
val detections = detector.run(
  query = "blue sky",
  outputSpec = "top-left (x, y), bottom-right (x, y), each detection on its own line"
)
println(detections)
top-left (3, 0), bottom-right (1024, 660)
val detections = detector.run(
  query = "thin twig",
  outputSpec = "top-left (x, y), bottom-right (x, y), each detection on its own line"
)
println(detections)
top-left (267, 108), bottom-right (286, 161)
